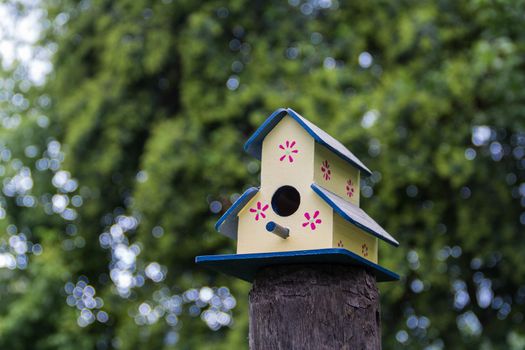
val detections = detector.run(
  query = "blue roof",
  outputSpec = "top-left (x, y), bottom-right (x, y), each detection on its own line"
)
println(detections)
top-left (311, 183), bottom-right (399, 247)
top-left (215, 187), bottom-right (259, 239)
top-left (244, 108), bottom-right (372, 176)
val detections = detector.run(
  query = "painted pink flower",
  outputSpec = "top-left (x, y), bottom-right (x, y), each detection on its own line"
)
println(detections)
top-left (302, 210), bottom-right (322, 230)
top-left (362, 244), bottom-right (369, 257)
top-left (249, 201), bottom-right (269, 221)
top-left (346, 179), bottom-right (355, 198)
top-left (321, 160), bottom-right (331, 180)
top-left (279, 140), bottom-right (299, 163)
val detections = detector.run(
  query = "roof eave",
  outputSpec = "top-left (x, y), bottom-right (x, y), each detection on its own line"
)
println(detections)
top-left (215, 187), bottom-right (260, 239)
top-left (285, 108), bottom-right (373, 177)
top-left (243, 108), bottom-right (288, 160)
top-left (311, 183), bottom-right (399, 247)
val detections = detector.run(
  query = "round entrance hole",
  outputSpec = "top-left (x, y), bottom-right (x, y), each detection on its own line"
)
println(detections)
top-left (271, 185), bottom-right (301, 217)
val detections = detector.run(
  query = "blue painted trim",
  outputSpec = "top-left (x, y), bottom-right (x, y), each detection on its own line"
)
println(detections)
top-left (196, 248), bottom-right (400, 282)
top-left (266, 221), bottom-right (276, 231)
top-left (215, 187), bottom-right (259, 236)
top-left (243, 108), bottom-right (372, 177)
top-left (243, 108), bottom-right (288, 158)
top-left (286, 108), bottom-right (372, 177)
top-left (311, 184), bottom-right (399, 247)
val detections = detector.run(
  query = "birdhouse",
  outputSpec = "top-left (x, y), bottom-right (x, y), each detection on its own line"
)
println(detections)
top-left (196, 108), bottom-right (399, 282)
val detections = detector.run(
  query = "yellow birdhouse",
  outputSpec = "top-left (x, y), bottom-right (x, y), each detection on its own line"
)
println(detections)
top-left (196, 108), bottom-right (399, 282)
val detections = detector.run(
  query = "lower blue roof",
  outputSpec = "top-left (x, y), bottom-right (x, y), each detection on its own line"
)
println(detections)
top-left (311, 183), bottom-right (399, 247)
top-left (215, 187), bottom-right (259, 239)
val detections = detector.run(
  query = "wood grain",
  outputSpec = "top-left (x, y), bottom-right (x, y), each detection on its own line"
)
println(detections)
top-left (249, 264), bottom-right (381, 350)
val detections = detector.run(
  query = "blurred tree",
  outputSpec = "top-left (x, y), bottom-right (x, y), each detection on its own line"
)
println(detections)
top-left (0, 0), bottom-right (524, 349)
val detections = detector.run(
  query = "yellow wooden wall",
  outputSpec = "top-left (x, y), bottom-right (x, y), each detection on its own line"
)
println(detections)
top-left (332, 214), bottom-right (378, 263)
top-left (236, 191), bottom-right (333, 254)
top-left (313, 143), bottom-right (360, 206)
top-left (237, 116), bottom-right (334, 254)
top-left (260, 116), bottom-right (314, 190)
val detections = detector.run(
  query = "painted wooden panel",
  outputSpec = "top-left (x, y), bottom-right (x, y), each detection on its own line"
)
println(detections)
top-left (332, 214), bottom-right (378, 263)
top-left (236, 188), bottom-right (333, 254)
top-left (260, 115), bottom-right (315, 189)
top-left (314, 143), bottom-right (360, 206)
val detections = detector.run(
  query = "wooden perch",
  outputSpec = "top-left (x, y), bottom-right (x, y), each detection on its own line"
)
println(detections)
top-left (265, 221), bottom-right (290, 239)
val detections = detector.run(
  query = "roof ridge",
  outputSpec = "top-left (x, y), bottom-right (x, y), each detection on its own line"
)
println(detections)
top-left (244, 108), bottom-right (372, 176)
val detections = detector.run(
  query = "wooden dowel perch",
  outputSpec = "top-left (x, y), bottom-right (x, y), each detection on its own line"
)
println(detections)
top-left (249, 264), bottom-right (381, 350)
top-left (265, 221), bottom-right (290, 239)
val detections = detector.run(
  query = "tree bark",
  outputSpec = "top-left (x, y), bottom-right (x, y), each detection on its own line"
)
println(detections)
top-left (249, 264), bottom-right (381, 350)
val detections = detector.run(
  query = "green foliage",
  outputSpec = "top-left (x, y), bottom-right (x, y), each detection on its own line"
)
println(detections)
top-left (0, 0), bottom-right (524, 349)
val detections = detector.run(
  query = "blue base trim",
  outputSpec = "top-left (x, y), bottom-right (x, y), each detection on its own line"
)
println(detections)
top-left (195, 248), bottom-right (399, 282)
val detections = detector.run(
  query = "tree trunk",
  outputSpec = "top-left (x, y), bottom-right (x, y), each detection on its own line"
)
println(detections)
top-left (249, 264), bottom-right (381, 350)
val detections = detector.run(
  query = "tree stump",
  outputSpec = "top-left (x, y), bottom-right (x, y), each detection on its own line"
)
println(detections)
top-left (249, 264), bottom-right (381, 350)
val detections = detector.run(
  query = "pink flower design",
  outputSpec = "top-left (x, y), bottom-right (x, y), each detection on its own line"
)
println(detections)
top-left (279, 140), bottom-right (299, 163)
top-left (321, 160), bottom-right (331, 180)
top-left (361, 244), bottom-right (369, 257)
top-left (302, 210), bottom-right (322, 230)
top-left (345, 179), bottom-right (355, 198)
top-left (249, 201), bottom-right (269, 221)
